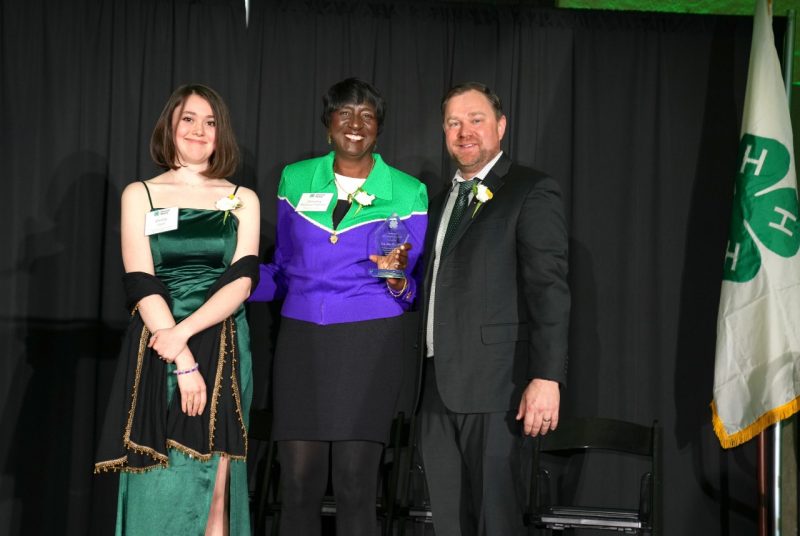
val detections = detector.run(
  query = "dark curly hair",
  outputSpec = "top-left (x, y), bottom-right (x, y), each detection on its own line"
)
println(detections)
top-left (321, 78), bottom-right (386, 135)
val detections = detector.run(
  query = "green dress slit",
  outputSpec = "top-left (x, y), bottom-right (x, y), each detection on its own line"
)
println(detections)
top-left (116, 209), bottom-right (252, 535)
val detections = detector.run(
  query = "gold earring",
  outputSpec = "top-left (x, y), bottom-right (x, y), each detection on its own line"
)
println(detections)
top-left (327, 134), bottom-right (332, 145)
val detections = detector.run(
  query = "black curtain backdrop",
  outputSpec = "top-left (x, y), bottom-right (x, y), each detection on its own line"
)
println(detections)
top-left (0, 0), bottom-right (770, 534)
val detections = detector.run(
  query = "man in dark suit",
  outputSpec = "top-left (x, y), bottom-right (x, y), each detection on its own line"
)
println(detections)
top-left (419, 82), bottom-right (570, 535)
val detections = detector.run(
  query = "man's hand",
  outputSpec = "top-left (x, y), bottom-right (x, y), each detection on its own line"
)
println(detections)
top-left (516, 378), bottom-right (560, 436)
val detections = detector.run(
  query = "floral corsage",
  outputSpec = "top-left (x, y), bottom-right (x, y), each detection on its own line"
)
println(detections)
top-left (215, 194), bottom-right (243, 223)
top-left (350, 188), bottom-right (376, 215)
top-left (471, 183), bottom-right (493, 217)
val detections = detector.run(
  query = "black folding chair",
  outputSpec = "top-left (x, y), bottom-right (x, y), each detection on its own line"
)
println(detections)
top-left (526, 417), bottom-right (662, 535)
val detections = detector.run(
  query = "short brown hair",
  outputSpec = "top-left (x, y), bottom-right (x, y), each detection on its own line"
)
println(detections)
top-left (150, 84), bottom-right (239, 178)
top-left (441, 82), bottom-right (504, 120)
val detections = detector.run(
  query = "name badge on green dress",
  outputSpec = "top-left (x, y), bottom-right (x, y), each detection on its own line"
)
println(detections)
top-left (144, 207), bottom-right (179, 236)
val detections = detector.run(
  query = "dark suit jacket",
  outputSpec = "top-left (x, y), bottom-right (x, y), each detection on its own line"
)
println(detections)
top-left (421, 154), bottom-right (570, 414)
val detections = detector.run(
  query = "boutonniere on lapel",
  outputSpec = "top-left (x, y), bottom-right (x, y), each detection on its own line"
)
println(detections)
top-left (215, 194), bottom-right (244, 224)
top-left (471, 183), bottom-right (494, 218)
top-left (350, 188), bottom-right (376, 215)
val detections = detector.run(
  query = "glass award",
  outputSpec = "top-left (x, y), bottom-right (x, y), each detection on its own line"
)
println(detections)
top-left (368, 213), bottom-right (409, 279)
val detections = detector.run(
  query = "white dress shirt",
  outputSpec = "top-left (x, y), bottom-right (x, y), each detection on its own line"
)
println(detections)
top-left (426, 151), bottom-right (504, 357)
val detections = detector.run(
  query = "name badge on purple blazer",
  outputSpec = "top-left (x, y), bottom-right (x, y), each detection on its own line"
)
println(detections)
top-left (296, 192), bottom-right (333, 212)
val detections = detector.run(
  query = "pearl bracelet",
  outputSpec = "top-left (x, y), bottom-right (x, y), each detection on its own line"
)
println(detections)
top-left (173, 363), bottom-right (199, 376)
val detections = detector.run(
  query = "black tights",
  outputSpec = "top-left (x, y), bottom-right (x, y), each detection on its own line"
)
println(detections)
top-left (277, 440), bottom-right (383, 536)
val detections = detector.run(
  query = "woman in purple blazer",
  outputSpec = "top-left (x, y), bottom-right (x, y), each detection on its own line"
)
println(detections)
top-left (250, 78), bottom-right (427, 535)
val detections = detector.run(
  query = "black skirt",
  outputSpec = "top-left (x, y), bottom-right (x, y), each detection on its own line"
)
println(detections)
top-left (272, 315), bottom-right (405, 444)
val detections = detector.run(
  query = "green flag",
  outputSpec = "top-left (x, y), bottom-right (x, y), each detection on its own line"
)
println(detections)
top-left (712, 0), bottom-right (800, 448)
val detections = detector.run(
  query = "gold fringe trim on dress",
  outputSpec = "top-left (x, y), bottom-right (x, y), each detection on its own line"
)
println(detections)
top-left (94, 438), bottom-right (170, 474)
top-left (124, 438), bottom-right (169, 464)
top-left (208, 318), bottom-right (228, 451)
top-left (94, 456), bottom-right (165, 474)
top-left (167, 439), bottom-right (213, 461)
top-left (166, 439), bottom-right (246, 462)
top-left (124, 325), bottom-right (150, 445)
top-left (228, 319), bottom-right (248, 456)
top-left (94, 325), bottom-right (170, 474)
top-left (711, 396), bottom-right (800, 449)
top-left (95, 318), bottom-right (249, 474)
top-left (95, 443), bottom-right (246, 473)
top-left (207, 317), bottom-right (248, 456)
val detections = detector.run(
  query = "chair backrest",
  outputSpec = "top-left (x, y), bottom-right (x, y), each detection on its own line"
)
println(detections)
top-left (531, 417), bottom-right (662, 534)
top-left (538, 417), bottom-right (656, 456)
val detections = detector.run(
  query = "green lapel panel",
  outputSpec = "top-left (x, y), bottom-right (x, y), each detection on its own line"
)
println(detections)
top-left (280, 152), bottom-right (408, 233)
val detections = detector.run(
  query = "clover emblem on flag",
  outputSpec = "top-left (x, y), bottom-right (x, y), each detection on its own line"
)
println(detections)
top-left (723, 133), bottom-right (800, 283)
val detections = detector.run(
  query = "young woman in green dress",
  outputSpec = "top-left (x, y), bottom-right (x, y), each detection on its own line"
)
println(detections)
top-left (96, 84), bottom-right (260, 535)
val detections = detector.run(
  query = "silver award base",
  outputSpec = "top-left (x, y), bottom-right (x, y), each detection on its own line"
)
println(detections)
top-left (369, 268), bottom-right (406, 279)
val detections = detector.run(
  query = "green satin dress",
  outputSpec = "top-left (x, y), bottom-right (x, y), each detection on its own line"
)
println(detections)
top-left (116, 209), bottom-right (252, 535)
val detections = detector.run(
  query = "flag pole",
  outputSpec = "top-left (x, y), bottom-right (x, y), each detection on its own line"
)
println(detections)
top-left (771, 7), bottom-right (794, 535)
top-left (760, 431), bottom-right (768, 535)
top-left (712, 0), bottom-right (800, 528)
top-left (781, 9), bottom-right (794, 99)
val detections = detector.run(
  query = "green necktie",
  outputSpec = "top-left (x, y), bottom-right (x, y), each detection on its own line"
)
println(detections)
top-left (442, 180), bottom-right (474, 252)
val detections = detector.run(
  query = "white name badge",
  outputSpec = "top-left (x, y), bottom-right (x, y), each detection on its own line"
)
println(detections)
top-left (144, 207), bottom-right (179, 236)
top-left (296, 192), bottom-right (334, 212)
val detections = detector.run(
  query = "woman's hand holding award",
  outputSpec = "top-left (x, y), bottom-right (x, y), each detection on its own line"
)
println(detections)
top-left (368, 213), bottom-right (409, 279)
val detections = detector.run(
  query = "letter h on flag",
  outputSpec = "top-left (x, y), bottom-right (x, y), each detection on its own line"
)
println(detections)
top-left (712, 0), bottom-right (800, 448)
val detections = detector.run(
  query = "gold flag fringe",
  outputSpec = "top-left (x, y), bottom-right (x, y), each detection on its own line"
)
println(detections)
top-left (711, 396), bottom-right (800, 449)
